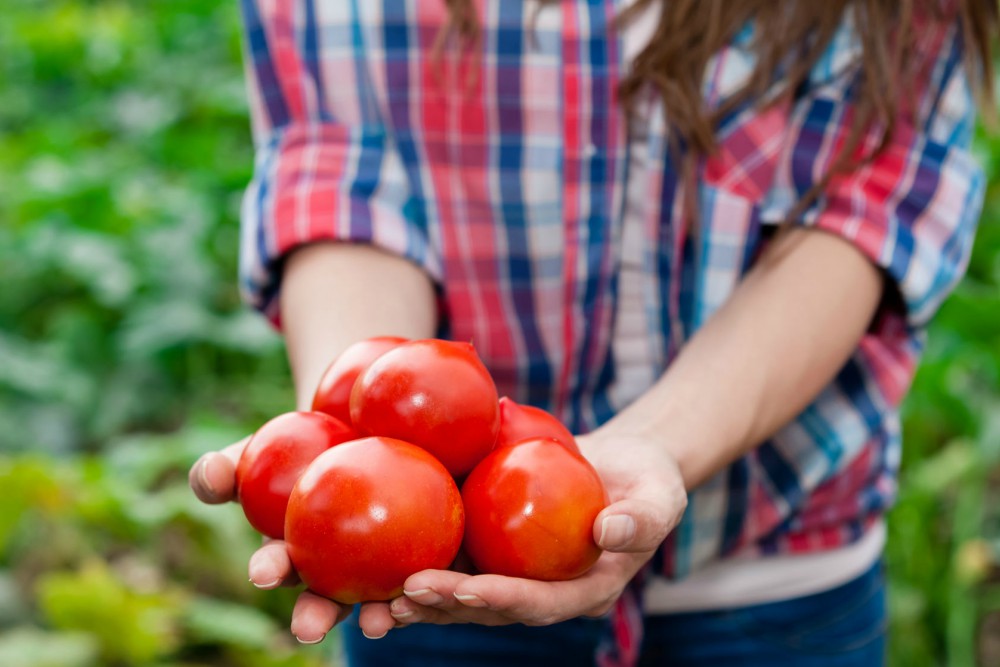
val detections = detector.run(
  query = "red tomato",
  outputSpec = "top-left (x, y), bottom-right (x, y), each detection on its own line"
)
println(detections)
top-left (496, 396), bottom-right (580, 454)
top-left (349, 339), bottom-right (500, 477)
top-left (285, 436), bottom-right (464, 604)
top-left (235, 411), bottom-right (357, 540)
top-left (461, 438), bottom-right (607, 581)
top-left (312, 336), bottom-right (408, 425)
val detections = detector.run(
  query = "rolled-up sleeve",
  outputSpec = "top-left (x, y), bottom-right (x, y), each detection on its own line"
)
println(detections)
top-left (762, 16), bottom-right (985, 330)
top-left (237, 0), bottom-right (439, 323)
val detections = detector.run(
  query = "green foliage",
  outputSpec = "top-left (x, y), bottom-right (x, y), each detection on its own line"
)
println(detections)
top-left (887, 123), bottom-right (1000, 666)
top-left (0, 426), bottom-right (334, 666)
top-left (0, 628), bottom-right (100, 667)
top-left (37, 560), bottom-right (184, 664)
top-left (1, 0), bottom-right (998, 665)
top-left (0, 1), bottom-right (332, 665)
top-left (0, 0), bottom-right (290, 455)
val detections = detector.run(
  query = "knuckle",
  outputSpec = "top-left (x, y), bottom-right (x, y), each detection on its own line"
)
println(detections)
top-left (583, 605), bottom-right (611, 619)
top-left (527, 611), bottom-right (564, 627)
top-left (584, 590), bottom-right (621, 619)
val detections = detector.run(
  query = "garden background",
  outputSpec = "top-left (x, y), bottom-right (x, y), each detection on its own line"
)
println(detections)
top-left (2, 1), bottom-right (999, 665)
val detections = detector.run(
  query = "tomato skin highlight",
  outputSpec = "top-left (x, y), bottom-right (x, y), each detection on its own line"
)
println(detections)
top-left (496, 396), bottom-right (580, 454)
top-left (312, 336), bottom-right (408, 425)
top-left (349, 339), bottom-right (500, 477)
top-left (285, 436), bottom-right (465, 604)
top-left (462, 438), bottom-right (608, 581)
top-left (235, 411), bottom-right (358, 540)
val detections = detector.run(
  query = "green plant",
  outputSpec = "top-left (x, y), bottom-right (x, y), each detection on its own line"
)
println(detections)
top-left (0, 0), bottom-right (997, 664)
top-left (887, 124), bottom-right (1000, 666)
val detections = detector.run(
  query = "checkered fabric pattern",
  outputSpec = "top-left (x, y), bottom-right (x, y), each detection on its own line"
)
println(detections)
top-left (237, 1), bottom-right (983, 663)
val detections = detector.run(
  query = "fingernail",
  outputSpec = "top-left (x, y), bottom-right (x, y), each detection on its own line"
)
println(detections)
top-left (454, 593), bottom-right (487, 608)
top-left (362, 629), bottom-right (388, 640)
top-left (403, 588), bottom-right (444, 605)
top-left (248, 547), bottom-right (281, 588)
top-left (599, 515), bottom-right (636, 549)
top-left (389, 599), bottom-right (414, 618)
top-left (295, 633), bottom-right (325, 645)
top-left (197, 456), bottom-right (215, 495)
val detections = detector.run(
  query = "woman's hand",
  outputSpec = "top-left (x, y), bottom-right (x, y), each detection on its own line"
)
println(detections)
top-left (188, 439), bottom-right (393, 643)
top-left (188, 428), bottom-right (686, 640)
top-left (367, 431), bottom-right (687, 632)
top-left (187, 242), bottom-right (440, 642)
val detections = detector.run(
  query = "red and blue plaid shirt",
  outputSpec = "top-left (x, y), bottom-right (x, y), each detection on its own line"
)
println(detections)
top-left (237, 0), bottom-right (982, 661)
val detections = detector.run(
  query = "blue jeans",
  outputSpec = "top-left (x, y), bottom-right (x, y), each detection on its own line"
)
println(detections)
top-left (341, 560), bottom-right (886, 666)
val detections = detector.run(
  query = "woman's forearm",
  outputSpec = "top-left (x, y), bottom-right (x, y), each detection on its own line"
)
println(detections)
top-left (602, 228), bottom-right (884, 490)
top-left (280, 243), bottom-right (438, 410)
top-left (281, 229), bottom-right (882, 491)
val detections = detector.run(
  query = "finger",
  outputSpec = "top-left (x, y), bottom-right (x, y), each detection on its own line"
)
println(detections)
top-left (406, 569), bottom-right (567, 624)
top-left (402, 569), bottom-right (470, 608)
top-left (291, 591), bottom-right (346, 644)
top-left (189, 436), bottom-right (251, 504)
top-left (357, 601), bottom-right (398, 639)
top-left (450, 574), bottom-right (565, 625)
top-left (390, 591), bottom-right (524, 627)
top-left (388, 595), bottom-right (478, 626)
top-left (396, 571), bottom-right (508, 625)
top-left (248, 540), bottom-right (298, 589)
top-left (594, 488), bottom-right (686, 553)
top-left (188, 452), bottom-right (235, 504)
top-left (388, 595), bottom-right (420, 624)
top-left (218, 437), bottom-right (251, 465)
top-left (451, 557), bottom-right (629, 626)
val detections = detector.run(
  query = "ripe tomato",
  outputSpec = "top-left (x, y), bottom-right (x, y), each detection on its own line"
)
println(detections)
top-left (461, 438), bottom-right (607, 581)
top-left (496, 396), bottom-right (580, 454)
top-left (312, 336), bottom-right (408, 425)
top-left (285, 437), bottom-right (464, 604)
top-left (235, 411), bottom-right (357, 540)
top-left (350, 339), bottom-right (500, 477)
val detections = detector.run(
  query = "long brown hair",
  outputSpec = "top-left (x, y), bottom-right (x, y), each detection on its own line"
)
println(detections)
top-left (441, 0), bottom-right (997, 212)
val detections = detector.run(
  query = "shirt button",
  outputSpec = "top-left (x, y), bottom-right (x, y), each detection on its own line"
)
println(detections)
top-left (584, 143), bottom-right (598, 158)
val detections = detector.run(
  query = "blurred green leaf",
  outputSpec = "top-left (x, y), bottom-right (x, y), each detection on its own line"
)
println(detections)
top-left (906, 439), bottom-right (980, 496)
top-left (183, 597), bottom-right (278, 650)
top-left (36, 559), bottom-right (184, 664)
top-left (0, 627), bottom-right (99, 667)
top-left (0, 457), bottom-right (71, 559)
top-left (0, 571), bottom-right (28, 628)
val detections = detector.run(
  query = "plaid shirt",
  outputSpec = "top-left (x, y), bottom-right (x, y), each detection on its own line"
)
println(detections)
top-left (238, 0), bottom-right (982, 661)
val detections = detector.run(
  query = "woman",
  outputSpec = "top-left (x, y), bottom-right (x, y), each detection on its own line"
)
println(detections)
top-left (191, 1), bottom-right (996, 664)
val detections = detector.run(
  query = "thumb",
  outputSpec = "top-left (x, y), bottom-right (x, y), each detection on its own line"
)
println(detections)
top-left (189, 435), bottom-right (251, 504)
top-left (594, 494), bottom-right (686, 554)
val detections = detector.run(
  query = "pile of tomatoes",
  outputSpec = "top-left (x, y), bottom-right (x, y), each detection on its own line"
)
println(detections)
top-left (234, 337), bottom-right (608, 605)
